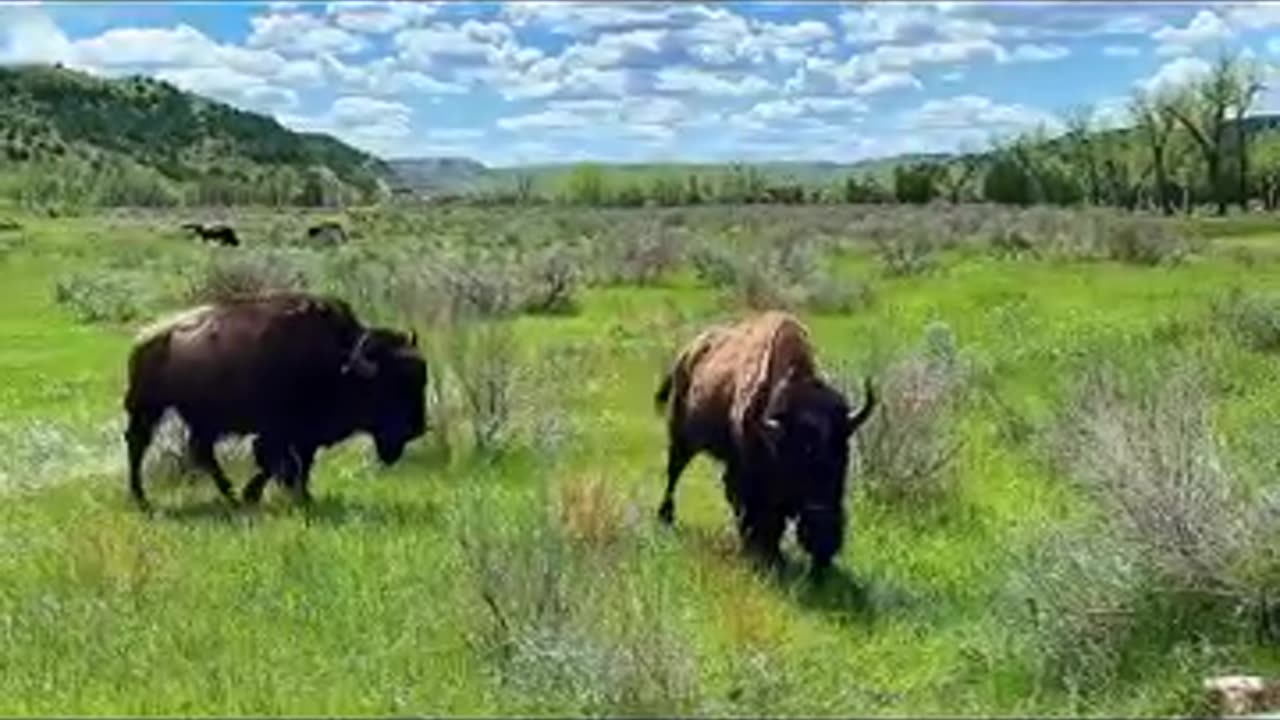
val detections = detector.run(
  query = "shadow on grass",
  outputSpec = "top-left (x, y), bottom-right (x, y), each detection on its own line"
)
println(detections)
top-left (670, 520), bottom-right (912, 625)
top-left (156, 492), bottom-right (443, 529)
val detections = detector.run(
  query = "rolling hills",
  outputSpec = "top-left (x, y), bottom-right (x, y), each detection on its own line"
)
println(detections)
top-left (0, 64), bottom-right (391, 205)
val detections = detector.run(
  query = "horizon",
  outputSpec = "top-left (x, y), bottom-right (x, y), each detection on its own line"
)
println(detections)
top-left (3, 2), bottom-right (1280, 166)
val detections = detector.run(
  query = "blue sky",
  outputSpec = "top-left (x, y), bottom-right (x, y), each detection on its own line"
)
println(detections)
top-left (2, 1), bottom-right (1280, 166)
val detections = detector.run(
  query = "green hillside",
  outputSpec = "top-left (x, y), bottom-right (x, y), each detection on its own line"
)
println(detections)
top-left (0, 64), bottom-right (391, 208)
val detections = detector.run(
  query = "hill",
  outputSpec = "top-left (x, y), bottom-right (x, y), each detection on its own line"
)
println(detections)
top-left (0, 64), bottom-right (392, 207)
top-left (386, 157), bottom-right (493, 194)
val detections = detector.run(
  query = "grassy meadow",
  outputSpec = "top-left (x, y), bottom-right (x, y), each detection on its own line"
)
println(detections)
top-left (2, 202), bottom-right (1280, 715)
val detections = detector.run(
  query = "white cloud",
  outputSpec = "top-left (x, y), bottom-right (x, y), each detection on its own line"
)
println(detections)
top-left (1002, 43), bottom-right (1070, 63)
top-left (1225, 2), bottom-right (1280, 31)
top-left (395, 20), bottom-right (527, 68)
top-left (157, 66), bottom-right (298, 112)
top-left (1103, 44), bottom-right (1140, 57)
top-left (1137, 56), bottom-right (1212, 96)
top-left (320, 54), bottom-right (465, 96)
top-left (1153, 10), bottom-right (1234, 57)
top-left (0, 4), bottom-right (73, 65)
top-left (1089, 97), bottom-right (1132, 129)
top-left (904, 94), bottom-right (1062, 136)
top-left (326, 2), bottom-right (441, 34)
top-left (497, 96), bottom-right (696, 141)
top-left (654, 66), bottom-right (772, 96)
top-left (840, 4), bottom-right (996, 45)
top-left (853, 71), bottom-right (922, 95)
top-left (248, 11), bottom-right (368, 56)
top-left (279, 95), bottom-right (413, 155)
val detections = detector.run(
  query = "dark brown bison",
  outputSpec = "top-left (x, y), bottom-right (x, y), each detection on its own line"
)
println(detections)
top-left (654, 311), bottom-right (875, 574)
top-left (123, 292), bottom-right (427, 510)
top-left (306, 221), bottom-right (348, 246)
top-left (180, 222), bottom-right (240, 247)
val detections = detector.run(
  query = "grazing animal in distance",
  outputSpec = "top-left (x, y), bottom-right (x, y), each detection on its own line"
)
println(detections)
top-left (180, 222), bottom-right (240, 247)
top-left (654, 310), bottom-right (876, 574)
top-left (123, 292), bottom-right (427, 510)
top-left (306, 221), bottom-right (348, 246)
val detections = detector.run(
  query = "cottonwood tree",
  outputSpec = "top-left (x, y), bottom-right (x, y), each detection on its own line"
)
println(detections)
top-left (1162, 51), bottom-right (1261, 215)
top-left (1130, 89), bottom-right (1179, 215)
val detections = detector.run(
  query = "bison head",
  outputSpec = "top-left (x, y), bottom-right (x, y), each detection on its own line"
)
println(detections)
top-left (343, 328), bottom-right (427, 464)
top-left (760, 374), bottom-right (876, 566)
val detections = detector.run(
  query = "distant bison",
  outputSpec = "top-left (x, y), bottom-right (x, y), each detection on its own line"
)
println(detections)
top-left (654, 311), bottom-right (875, 574)
top-left (123, 292), bottom-right (427, 510)
top-left (181, 222), bottom-right (240, 247)
top-left (306, 221), bottom-right (348, 246)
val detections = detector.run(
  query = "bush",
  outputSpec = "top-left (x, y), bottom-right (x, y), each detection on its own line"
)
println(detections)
top-left (1007, 356), bottom-right (1280, 691)
top-left (519, 244), bottom-right (580, 315)
top-left (1050, 359), bottom-right (1264, 594)
top-left (457, 495), bottom-right (697, 715)
top-left (53, 270), bottom-right (153, 323)
top-left (856, 322), bottom-right (966, 506)
top-left (184, 248), bottom-right (310, 304)
top-left (1101, 217), bottom-right (1196, 266)
top-left (444, 318), bottom-right (521, 454)
top-left (1212, 287), bottom-right (1280, 353)
top-left (871, 227), bottom-right (936, 277)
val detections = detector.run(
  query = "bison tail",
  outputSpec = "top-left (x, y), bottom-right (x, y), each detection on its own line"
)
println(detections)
top-left (654, 371), bottom-right (674, 414)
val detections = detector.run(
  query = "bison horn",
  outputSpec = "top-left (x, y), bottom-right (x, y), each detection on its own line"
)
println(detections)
top-left (342, 332), bottom-right (378, 378)
top-left (846, 377), bottom-right (876, 436)
top-left (407, 329), bottom-right (418, 347)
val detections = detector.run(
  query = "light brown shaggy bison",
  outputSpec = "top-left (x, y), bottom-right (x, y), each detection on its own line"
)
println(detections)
top-left (123, 292), bottom-right (426, 510)
top-left (654, 310), bottom-right (875, 573)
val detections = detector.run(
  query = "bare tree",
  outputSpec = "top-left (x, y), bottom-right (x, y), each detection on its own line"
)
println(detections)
top-left (1162, 52), bottom-right (1245, 216)
top-left (1063, 104), bottom-right (1103, 205)
top-left (1130, 89), bottom-right (1179, 215)
top-left (1233, 59), bottom-right (1266, 211)
top-left (937, 153), bottom-right (982, 203)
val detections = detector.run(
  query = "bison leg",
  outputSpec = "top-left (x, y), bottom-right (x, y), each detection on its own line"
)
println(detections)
top-left (187, 432), bottom-right (237, 505)
top-left (740, 505), bottom-right (785, 571)
top-left (658, 439), bottom-right (694, 525)
top-left (242, 437), bottom-right (276, 505)
top-left (125, 409), bottom-right (161, 510)
top-left (279, 445), bottom-right (316, 505)
top-left (738, 485), bottom-right (785, 570)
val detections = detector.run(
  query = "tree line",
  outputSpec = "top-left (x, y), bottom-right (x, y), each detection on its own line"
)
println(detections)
top-left (474, 50), bottom-right (1279, 214)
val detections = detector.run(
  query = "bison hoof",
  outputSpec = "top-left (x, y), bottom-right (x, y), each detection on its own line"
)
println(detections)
top-left (657, 500), bottom-right (675, 525)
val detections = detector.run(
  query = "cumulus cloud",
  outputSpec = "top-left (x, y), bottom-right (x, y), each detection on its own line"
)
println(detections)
top-left (326, 2), bottom-right (441, 34)
top-left (1137, 56), bottom-right (1212, 96)
top-left (904, 94), bottom-right (1062, 136)
top-left (497, 96), bottom-right (699, 141)
top-left (1002, 43), bottom-right (1070, 63)
top-left (852, 71), bottom-right (922, 95)
top-left (279, 95), bottom-right (413, 155)
top-left (0, 4), bottom-right (74, 65)
top-left (653, 66), bottom-right (772, 96)
top-left (1153, 10), bottom-right (1233, 57)
top-left (320, 54), bottom-right (466, 96)
top-left (248, 11), bottom-right (368, 56)
top-left (158, 66), bottom-right (299, 111)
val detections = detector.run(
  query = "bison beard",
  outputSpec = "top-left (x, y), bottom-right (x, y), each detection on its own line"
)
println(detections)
top-left (122, 292), bottom-right (427, 510)
top-left (654, 311), bottom-right (875, 575)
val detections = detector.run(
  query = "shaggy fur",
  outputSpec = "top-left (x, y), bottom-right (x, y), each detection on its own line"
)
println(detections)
top-left (655, 311), bottom-right (875, 573)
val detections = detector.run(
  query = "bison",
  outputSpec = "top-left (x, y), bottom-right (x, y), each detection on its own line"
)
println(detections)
top-left (654, 311), bottom-right (875, 574)
top-left (306, 221), bottom-right (348, 246)
top-left (123, 292), bottom-right (427, 510)
top-left (181, 222), bottom-right (240, 247)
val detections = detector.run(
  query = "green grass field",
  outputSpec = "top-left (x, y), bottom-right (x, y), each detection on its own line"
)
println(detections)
top-left (2, 204), bottom-right (1280, 715)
